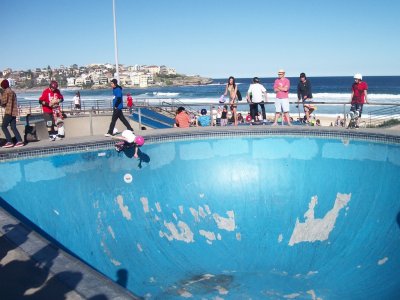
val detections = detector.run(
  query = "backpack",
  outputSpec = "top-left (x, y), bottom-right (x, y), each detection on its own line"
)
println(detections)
top-left (236, 89), bottom-right (242, 101)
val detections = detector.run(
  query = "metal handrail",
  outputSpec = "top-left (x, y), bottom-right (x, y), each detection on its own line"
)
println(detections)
top-left (2, 100), bottom-right (400, 129)
top-left (368, 105), bottom-right (400, 127)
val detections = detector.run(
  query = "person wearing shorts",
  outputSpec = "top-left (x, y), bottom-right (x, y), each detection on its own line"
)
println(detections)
top-left (350, 73), bottom-right (368, 127)
top-left (297, 72), bottom-right (314, 123)
top-left (272, 69), bottom-right (291, 126)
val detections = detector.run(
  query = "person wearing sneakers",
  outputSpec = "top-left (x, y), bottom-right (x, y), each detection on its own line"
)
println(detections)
top-left (1, 79), bottom-right (24, 148)
top-left (112, 130), bottom-right (145, 158)
top-left (105, 79), bottom-right (134, 137)
top-left (273, 69), bottom-right (292, 126)
top-left (246, 77), bottom-right (268, 123)
top-left (39, 80), bottom-right (64, 141)
top-left (350, 73), bottom-right (368, 128)
top-left (297, 72), bottom-right (314, 124)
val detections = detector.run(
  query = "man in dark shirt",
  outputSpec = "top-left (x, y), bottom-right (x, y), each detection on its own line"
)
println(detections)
top-left (105, 79), bottom-right (134, 137)
top-left (297, 73), bottom-right (314, 123)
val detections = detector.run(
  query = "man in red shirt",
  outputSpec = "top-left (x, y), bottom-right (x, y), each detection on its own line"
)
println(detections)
top-left (350, 73), bottom-right (368, 128)
top-left (39, 80), bottom-right (64, 140)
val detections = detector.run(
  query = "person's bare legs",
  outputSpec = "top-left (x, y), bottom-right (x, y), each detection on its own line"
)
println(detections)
top-left (284, 112), bottom-right (292, 126)
top-left (272, 112), bottom-right (280, 125)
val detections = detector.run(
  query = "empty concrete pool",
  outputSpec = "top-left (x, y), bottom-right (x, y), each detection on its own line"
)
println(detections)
top-left (1, 129), bottom-right (400, 299)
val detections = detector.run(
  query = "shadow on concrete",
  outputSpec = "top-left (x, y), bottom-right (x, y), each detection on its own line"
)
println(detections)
top-left (0, 223), bottom-right (31, 261)
top-left (0, 243), bottom-right (82, 299)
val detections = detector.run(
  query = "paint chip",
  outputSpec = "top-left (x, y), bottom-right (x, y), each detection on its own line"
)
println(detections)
top-left (278, 234), bottom-right (283, 243)
top-left (161, 221), bottom-right (194, 243)
top-left (236, 233), bottom-right (241, 241)
top-left (140, 197), bottom-right (149, 213)
top-left (190, 207), bottom-right (200, 222)
top-left (116, 195), bottom-right (132, 220)
top-left (378, 257), bottom-right (388, 265)
top-left (155, 202), bottom-right (162, 212)
top-left (213, 211), bottom-right (235, 231)
top-left (111, 259), bottom-right (121, 266)
top-left (199, 230), bottom-right (216, 244)
top-left (284, 293), bottom-right (301, 299)
top-left (108, 226), bottom-right (116, 240)
top-left (288, 193), bottom-right (351, 246)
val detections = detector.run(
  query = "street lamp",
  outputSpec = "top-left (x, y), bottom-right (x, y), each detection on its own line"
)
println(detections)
top-left (112, 0), bottom-right (120, 82)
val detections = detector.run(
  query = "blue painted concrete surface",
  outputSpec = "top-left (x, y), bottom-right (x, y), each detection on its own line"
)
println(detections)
top-left (1, 136), bottom-right (400, 299)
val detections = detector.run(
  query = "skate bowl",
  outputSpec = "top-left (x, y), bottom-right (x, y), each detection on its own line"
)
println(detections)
top-left (1, 128), bottom-right (400, 299)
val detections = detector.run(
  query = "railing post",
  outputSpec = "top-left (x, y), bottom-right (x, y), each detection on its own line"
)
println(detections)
top-left (138, 108), bottom-right (142, 131)
top-left (89, 110), bottom-right (93, 136)
top-left (209, 105), bottom-right (213, 126)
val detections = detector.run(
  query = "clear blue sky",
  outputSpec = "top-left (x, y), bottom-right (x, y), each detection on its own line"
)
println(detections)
top-left (2, 0), bottom-right (399, 78)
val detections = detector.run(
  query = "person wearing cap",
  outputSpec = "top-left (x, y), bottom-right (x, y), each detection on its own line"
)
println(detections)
top-left (350, 73), bottom-right (368, 128)
top-left (1, 79), bottom-right (24, 148)
top-left (273, 69), bottom-right (292, 126)
top-left (297, 72), bottom-right (314, 123)
top-left (174, 106), bottom-right (190, 128)
top-left (246, 77), bottom-right (268, 123)
top-left (105, 79), bottom-right (134, 137)
top-left (196, 108), bottom-right (211, 127)
top-left (39, 80), bottom-right (64, 140)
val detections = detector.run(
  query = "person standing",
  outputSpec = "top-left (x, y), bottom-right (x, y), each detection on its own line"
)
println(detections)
top-left (272, 69), bottom-right (292, 126)
top-left (73, 91), bottom-right (81, 114)
top-left (297, 72), bottom-right (314, 123)
top-left (1, 80), bottom-right (24, 148)
top-left (220, 105), bottom-right (228, 126)
top-left (223, 76), bottom-right (238, 126)
top-left (39, 80), bottom-right (64, 140)
top-left (246, 77), bottom-right (268, 123)
top-left (126, 93), bottom-right (133, 114)
top-left (350, 73), bottom-right (368, 128)
top-left (105, 79), bottom-right (134, 137)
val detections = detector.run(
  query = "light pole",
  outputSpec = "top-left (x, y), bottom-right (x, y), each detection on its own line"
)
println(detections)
top-left (112, 0), bottom-right (120, 82)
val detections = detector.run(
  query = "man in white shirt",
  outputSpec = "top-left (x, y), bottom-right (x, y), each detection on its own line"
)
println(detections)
top-left (246, 77), bottom-right (268, 123)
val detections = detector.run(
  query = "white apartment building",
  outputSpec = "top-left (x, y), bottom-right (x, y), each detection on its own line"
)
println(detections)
top-left (144, 65), bottom-right (160, 75)
top-left (67, 78), bottom-right (75, 87)
top-left (75, 78), bottom-right (84, 87)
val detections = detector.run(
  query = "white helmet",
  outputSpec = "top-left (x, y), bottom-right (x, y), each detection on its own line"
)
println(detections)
top-left (354, 73), bottom-right (362, 80)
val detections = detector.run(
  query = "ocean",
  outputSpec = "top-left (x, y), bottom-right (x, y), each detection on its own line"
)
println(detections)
top-left (17, 76), bottom-right (400, 117)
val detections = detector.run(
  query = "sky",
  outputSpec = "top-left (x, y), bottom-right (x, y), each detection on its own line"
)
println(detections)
top-left (2, 0), bottom-right (400, 78)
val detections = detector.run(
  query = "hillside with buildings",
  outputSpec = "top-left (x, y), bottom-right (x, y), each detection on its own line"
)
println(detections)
top-left (0, 64), bottom-right (213, 90)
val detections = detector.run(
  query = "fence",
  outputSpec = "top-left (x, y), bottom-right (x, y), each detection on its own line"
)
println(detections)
top-left (1, 99), bottom-right (400, 130)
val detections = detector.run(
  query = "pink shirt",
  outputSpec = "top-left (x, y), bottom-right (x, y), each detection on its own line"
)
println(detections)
top-left (274, 77), bottom-right (290, 99)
